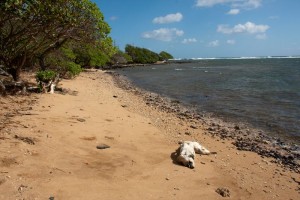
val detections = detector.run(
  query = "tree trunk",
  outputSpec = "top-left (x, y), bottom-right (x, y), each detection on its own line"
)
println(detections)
top-left (8, 67), bottom-right (21, 81)
top-left (39, 56), bottom-right (46, 71)
top-left (7, 53), bottom-right (27, 81)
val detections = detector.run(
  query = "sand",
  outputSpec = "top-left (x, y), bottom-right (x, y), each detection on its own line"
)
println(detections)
top-left (0, 70), bottom-right (299, 200)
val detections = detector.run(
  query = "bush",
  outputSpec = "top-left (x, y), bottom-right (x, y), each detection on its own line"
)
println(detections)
top-left (43, 49), bottom-right (82, 79)
top-left (65, 61), bottom-right (82, 78)
top-left (110, 50), bottom-right (133, 65)
top-left (36, 70), bottom-right (57, 83)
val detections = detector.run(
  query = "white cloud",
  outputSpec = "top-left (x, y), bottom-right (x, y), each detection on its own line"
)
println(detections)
top-left (234, 0), bottom-right (261, 9)
top-left (227, 39), bottom-right (236, 44)
top-left (142, 28), bottom-right (184, 42)
top-left (153, 13), bottom-right (183, 24)
top-left (196, 0), bottom-right (262, 9)
top-left (217, 22), bottom-right (269, 34)
top-left (208, 40), bottom-right (219, 47)
top-left (227, 8), bottom-right (240, 15)
top-left (182, 38), bottom-right (198, 44)
top-left (196, 0), bottom-right (233, 7)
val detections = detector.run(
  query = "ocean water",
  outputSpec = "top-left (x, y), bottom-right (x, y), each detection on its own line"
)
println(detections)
top-left (116, 58), bottom-right (300, 144)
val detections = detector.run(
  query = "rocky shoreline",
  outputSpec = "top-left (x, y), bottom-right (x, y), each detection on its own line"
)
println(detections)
top-left (108, 71), bottom-right (300, 173)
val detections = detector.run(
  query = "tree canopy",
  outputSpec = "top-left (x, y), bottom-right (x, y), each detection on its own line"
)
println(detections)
top-left (124, 44), bottom-right (173, 64)
top-left (159, 51), bottom-right (174, 60)
top-left (0, 0), bottom-right (173, 87)
top-left (0, 0), bottom-right (115, 80)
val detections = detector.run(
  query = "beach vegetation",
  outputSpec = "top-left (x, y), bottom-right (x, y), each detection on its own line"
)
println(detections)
top-left (159, 51), bottom-right (174, 60)
top-left (43, 47), bottom-right (80, 79)
top-left (64, 62), bottom-right (82, 78)
top-left (125, 44), bottom-right (173, 64)
top-left (0, 0), bottom-right (114, 81)
top-left (110, 50), bottom-right (133, 65)
top-left (36, 70), bottom-right (57, 83)
top-left (73, 39), bottom-right (116, 68)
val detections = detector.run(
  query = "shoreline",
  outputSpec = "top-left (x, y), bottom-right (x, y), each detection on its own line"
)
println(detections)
top-left (0, 70), bottom-right (299, 199)
top-left (112, 59), bottom-right (300, 145)
top-left (108, 70), bottom-right (300, 172)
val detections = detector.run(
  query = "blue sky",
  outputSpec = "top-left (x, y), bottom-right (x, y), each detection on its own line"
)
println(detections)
top-left (96, 0), bottom-right (300, 58)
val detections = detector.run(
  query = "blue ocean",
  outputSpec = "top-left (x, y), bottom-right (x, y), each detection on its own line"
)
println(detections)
top-left (116, 57), bottom-right (300, 144)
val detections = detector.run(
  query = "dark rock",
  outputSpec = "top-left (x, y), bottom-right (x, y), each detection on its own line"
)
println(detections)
top-left (14, 135), bottom-right (35, 145)
top-left (77, 118), bottom-right (86, 122)
top-left (216, 187), bottom-right (230, 197)
top-left (96, 144), bottom-right (110, 149)
top-left (208, 127), bottom-right (216, 131)
top-left (185, 132), bottom-right (191, 136)
top-left (190, 125), bottom-right (198, 129)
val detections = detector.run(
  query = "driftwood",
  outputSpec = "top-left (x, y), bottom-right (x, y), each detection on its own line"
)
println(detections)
top-left (0, 69), bottom-right (60, 95)
top-left (0, 80), bottom-right (5, 95)
top-left (0, 81), bottom-right (27, 95)
top-left (0, 79), bottom-right (46, 95)
top-left (0, 67), bottom-right (10, 77)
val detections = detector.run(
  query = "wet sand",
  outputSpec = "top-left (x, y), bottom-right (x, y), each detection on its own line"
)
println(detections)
top-left (0, 70), bottom-right (299, 199)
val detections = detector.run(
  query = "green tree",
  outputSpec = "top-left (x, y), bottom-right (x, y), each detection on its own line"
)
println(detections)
top-left (125, 44), bottom-right (160, 64)
top-left (73, 38), bottom-right (117, 68)
top-left (43, 46), bottom-right (82, 79)
top-left (159, 51), bottom-right (174, 61)
top-left (110, 50), bottom-right (133, 65)
top-left (0, 0), bottom-right (113, 81)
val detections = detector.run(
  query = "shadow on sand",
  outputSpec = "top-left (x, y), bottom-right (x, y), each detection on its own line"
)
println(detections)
top-left (170, 147), bottom-right (183, 167)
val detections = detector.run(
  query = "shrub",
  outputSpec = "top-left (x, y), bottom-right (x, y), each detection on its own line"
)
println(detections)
top-left (65, 61), bottom-right (82, 77)
top-left (36, 70), bottom-right (57, 83)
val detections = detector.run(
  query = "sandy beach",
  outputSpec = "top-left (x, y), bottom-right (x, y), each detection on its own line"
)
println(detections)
top-left (0, 70), bottom-right (299, 200)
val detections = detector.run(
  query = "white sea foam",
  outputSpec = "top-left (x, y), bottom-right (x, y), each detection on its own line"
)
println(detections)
top-left (171, 56), bottom-right (300, 61)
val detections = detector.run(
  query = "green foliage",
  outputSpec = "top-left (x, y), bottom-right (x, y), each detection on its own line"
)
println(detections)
top-left (89, 52), bottom-right (110, 67)
top-left (36, 70), bottom-right (56, 83)
top-left (110, 50), bottom-right (133, 65)
top-left (61, 47), bottom-right (76, 60)
top-left (125, 45), bottom-right (160, 64)
top-left (73, 42), bottom-right (114, 68)
top-left (43, 47), bottom-right (82, 79)
top-left (123, 53), bottom-right (133, 63)
top-left (0, 0), bottom-right (115, 80)
top-left (159, 51), bottom-right (174, 60)
top-left (65, 61), bottom-right (82, 77)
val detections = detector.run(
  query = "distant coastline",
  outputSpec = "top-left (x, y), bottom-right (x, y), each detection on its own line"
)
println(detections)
top-left (168, 55), bottom-right (300, 62)
top-left (103, 56), bottom-right (300, 68)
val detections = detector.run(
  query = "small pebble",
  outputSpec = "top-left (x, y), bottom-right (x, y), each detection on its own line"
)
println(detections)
top-left (96, 144), bottom-right (110, 149)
